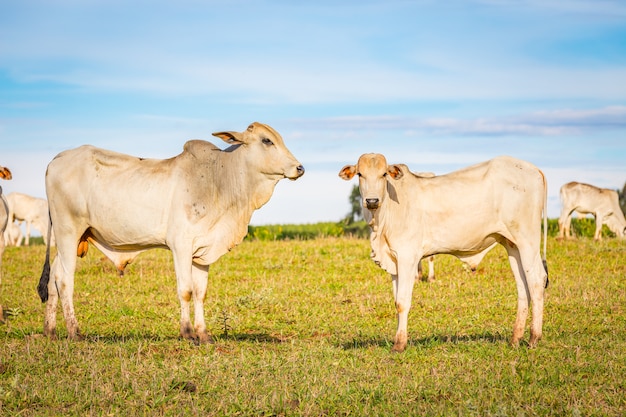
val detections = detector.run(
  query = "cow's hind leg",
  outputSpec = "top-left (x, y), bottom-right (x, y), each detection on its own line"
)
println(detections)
top-left (191, 262), bottom-right (211, 343)
top-left (506, 244), bottom-right (546, 348)
top-left (416, 256), bottom-right (435, 282)
top-left (52, 253), bottom-right (82, 340)
top-left (523, 251), bottom-right (546, 347)
top-left (42, 257), bottom-right (60, 339)
top-left (557, 209), bottom-right (573, 240)
top-left (505, 245), bottom-right (529, 347)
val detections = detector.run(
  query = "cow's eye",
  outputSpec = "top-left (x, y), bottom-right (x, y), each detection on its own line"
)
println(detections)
top-left (382, 172), bottom-right (387, 177)
top-left (357, 173), bottom-right (362, 177)
top-left (262, 138), bottom-right (274, 146)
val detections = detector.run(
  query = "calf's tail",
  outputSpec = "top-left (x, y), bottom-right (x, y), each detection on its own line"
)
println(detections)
top-left (37, 211), bottom-right (52, 302)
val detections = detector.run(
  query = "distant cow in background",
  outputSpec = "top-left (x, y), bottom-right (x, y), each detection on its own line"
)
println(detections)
top-left (0, 164), bottom-right (13, 322)
top-left (558, 181), bottom-right (626, 240)
top-left (340, 154), bottom-right (548, 352)
top-left (4, 221), bottom-right (23, 247)
top-left (418, 243), bottom-right (497, 282)
top-left (7, 192), bottom-right (55, 246)
top-left (38, 122), bottom-right (304, 342)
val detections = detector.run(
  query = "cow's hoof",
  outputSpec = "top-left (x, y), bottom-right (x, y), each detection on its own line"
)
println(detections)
top-left (43, 329), bottom-right (58, 340)
top-left (197, 333), bottom-right (214, 344)
top-left (528, 335), bottom-right (541, 348)
top-left (69, 332), bottom-right (85, 341)
top-left (391, 343), bottom-right (407, 353)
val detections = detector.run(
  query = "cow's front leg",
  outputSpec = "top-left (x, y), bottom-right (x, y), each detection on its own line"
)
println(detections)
top-left (172, 251), bottom-right (195, 341)
top-left (191, 262), bottom-right (212, 343)
top-left (391, 255), bottom-right (419, 352)
top-left (593, 214), bottom-right (603, 240)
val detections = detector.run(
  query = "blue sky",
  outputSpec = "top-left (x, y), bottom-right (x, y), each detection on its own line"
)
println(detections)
top-left (1, 0), bottom-right (625, 228)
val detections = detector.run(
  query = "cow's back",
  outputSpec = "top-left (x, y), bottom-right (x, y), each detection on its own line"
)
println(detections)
top-left (560, 181), bottom-right (616, 214)
top-left (46, 145), bottom-right (183, 245)
top-left (378, 158), bottom-right (541, 267)
top-left (399, 156), bottom-right (544, 234)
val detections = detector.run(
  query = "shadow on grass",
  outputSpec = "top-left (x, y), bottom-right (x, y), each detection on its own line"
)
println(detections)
top-left (341, 330), bottom-right (509, 350)
top-left (82, 331), bottom-right (287, 345)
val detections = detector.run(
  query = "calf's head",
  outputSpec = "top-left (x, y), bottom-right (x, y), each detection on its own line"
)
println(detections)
top-left (338, 153), bottom-right (403, 210)
top-left (213, 122), bottom-right (305, 181)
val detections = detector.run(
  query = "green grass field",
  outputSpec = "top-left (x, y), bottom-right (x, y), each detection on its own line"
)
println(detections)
top-left (1, 236), bottom-right (625, 416)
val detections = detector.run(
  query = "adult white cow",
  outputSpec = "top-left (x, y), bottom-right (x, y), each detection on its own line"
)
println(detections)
top-left (38, 122), bottom-right (304, 342)
top-left (339, 154), bottom-right (548, 352)
top-left (7, 192), bottom-right (53, 246)
top-left (0, 165), bottom-right (12, 322)
top-left (557, 181), bottom-right (626, 240)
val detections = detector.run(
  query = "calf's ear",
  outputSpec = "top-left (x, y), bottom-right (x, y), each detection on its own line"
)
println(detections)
top-left (213, 131), bottom-right (245, 145)
top-left (387, 164), bottom-right (404, 180)
top-left (338, 165), bottom-right (357, 180)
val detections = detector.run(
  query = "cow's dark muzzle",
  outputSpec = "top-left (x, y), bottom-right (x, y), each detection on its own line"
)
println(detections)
top-left (365, 198), bottom-right (380, 210)
top-left (287, 165), bottom-right (305, 180)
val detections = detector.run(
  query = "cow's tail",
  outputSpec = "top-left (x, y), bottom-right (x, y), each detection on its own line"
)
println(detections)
top-left (37, 210), bottom-right (52, 302)
top-left (541, 170), bottom-right (549, 288)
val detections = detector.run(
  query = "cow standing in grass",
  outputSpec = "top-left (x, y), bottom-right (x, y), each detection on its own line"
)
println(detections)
top-left (558, 181), bottom-right (626, 240)
top-left (340, 154), bottom-right (548, 352)
top-left (7, 192), bottom-right (54, 246)
top-left (0, 165), bottom-right (13, 322)
top-left (38, 122), bottom-right (304, 341)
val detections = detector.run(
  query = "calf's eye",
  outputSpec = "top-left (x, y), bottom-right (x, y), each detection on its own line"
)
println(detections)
top-left (262, 138), bottom-right (274, 146)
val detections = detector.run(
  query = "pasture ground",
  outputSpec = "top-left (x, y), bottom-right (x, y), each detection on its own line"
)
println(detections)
top-left (1, 237), bottom-right (625, 416)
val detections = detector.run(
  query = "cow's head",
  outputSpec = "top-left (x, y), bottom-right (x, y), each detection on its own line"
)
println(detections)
top-left (0, 166), bottom-right (12, 180)
top-left (213, 122), bottom-right (304, 181)
top-left (604, 210), bottom-right (626, 238)
top-left (338, 153), bottom-right (403, 211)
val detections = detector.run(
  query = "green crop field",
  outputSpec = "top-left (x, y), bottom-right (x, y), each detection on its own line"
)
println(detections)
top-left (1, 236), bottom-right (625, 416)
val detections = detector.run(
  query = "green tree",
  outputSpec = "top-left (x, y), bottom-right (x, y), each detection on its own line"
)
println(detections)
top-left (617, 182), bottom-right (626, 215)
top-left (343, 185), bottom-right (363, 224)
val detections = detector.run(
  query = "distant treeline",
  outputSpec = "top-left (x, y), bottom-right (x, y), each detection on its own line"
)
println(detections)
top-left (247, 218), bottom-right (618, 241)
top-left (247, 222), bottom-right (369, 240)
top-left (20, 218), bottom-right (617, 246)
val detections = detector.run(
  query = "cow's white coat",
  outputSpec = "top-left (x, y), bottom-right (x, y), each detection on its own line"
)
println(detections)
top-left (558, 181), bottom-right (626, 240)
top-left (340, 154), bottom-right (548, 352)
top-left (38, 123), bottom-right (304, 341)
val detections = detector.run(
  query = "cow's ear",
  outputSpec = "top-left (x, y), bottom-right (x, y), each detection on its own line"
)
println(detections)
top-left (0, 167), bottom-right (12, 180)
top-left (387, 164), bottom-right (403, 180)
top-left (212, 131), bottom-right (245, 145)
top-left (338, 165), bottom-right (357, 180)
